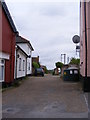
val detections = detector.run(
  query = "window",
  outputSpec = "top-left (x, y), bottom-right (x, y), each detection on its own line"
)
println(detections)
top-left (19, 58), bottom-right (21, 71)
top-left (28, 63), bottom-right (30, 70)
top-left (0, 59), bottom-right (5, 82)
top-left (1, 59), bottom-right (4, 64)
top-left (74, 70), bottom-right (78, 74)
top-left (23, 60), bottom-right (25, 71)
top-left (70, 70), bottom-right (73, 74)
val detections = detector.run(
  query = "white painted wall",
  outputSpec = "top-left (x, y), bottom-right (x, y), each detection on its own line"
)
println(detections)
top-left (17, 43), bottom-right (32, 75)
top-left (0, 52), bottom-right (9, 82)
top-left (0, 51), bottom-right (9, 60)
top-left (16, 50), bottom-right (27, 78)
top-left (17, 43), bottom-right (31, 55)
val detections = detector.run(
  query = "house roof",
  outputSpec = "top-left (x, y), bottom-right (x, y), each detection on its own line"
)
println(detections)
top-left (1, 1), bottom-right (18, 33)
top-left (16, 36), bottom-right (34, 51)
top-left (68, 67), bottom-right (78, 70)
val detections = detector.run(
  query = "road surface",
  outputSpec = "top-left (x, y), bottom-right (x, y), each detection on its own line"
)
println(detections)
top-left (2, 74), bottom-right (88, 118)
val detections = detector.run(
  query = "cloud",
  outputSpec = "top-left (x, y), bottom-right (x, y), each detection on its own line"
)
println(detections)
top-left (40, 3), bottom-right (66, 17)
top-left (6, 1), bottom-right (80, 69)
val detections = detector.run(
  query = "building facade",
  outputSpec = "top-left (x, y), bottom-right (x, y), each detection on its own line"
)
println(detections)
top-left (80, 2), bottom-right (90, 91)
top-left (0, 2), bottom-right (18, 84)
top-left (15, 36), bottom-right (34, 79)
top-left (14, 45), bottom-right (27, 79)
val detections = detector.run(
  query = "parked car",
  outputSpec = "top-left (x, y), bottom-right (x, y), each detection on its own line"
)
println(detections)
top-left (34, 68), bottom-right (44, 76)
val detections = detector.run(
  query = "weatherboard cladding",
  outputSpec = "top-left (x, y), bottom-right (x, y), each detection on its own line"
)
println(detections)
top-left (2, 2), bottom-right (18, 33)
top-left (1, 1), bottom-right (17, 83)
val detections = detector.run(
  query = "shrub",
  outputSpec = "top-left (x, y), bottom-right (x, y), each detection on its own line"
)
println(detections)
top-left (32, 62), bottom-right (40, 69)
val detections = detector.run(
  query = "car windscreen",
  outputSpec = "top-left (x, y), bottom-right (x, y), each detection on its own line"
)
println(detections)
top-left (37, 68), bottom-right (42, 72)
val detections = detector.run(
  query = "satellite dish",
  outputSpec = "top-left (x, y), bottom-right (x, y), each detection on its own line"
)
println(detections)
top-left (72, 35), bottom-right (80, 44)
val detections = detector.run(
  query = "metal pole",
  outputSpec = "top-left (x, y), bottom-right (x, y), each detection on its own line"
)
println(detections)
top-left (61, 54), bottom-right (62, 63)
top-left (64, 54), bottom-right (66, 64)
top-left (67, 57), bottom-right (69, 64)
top-left (84, 1), bottom-right (87, 91)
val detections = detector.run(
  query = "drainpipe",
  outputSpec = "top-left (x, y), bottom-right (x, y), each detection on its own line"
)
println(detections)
top-left (26, 57), bottom-right (27, 76)
top-left (15, 33), bottom-right (19, 80)
top-left (10, 34), bottom-right (13, 84)
top-left (84, 1), bottom-right (88, 91)
top-left (12, 33), bottom-right (19, 82)
top-left (15, 46), bottom-right (17, 81)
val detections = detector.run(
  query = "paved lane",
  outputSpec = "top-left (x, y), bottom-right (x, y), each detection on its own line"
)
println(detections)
top-left (2, 74), bottom-right (88, 118)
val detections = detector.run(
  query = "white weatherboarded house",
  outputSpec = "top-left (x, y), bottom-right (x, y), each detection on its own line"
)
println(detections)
top-left (15, 36), bottom-right (34, 79)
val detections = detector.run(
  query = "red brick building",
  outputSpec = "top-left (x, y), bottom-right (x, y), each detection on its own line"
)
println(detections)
top-left (0, 2), bottom-right (18, 84)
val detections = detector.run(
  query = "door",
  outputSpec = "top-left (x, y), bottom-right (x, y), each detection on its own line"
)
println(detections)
top-left (0, 59), bottom-right (5, 82)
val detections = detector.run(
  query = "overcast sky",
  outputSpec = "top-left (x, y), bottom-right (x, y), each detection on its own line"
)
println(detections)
top-left (6, 0), bottom-right (80, 70)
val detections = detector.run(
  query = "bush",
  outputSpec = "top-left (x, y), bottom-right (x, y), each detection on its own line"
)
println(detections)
top-left (32, 62), bottom-right (40, 69)
top-left (44, 66), bottom-right (48, 74)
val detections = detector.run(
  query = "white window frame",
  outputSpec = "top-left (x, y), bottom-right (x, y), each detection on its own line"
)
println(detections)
top-left (23, 60), bottom-right (25, 71)
top-left (28, 62), bottom-right (30, 71)
top-left (0, 59), bottom-right (5, 82)
top-left (70, 70), bottom-right (73, 74)
top-left (19, 58), bottom-right (22, 71)
top-left (74, 70), bottom-right (78, 74)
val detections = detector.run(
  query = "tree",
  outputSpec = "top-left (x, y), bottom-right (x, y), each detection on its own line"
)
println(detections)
top-left (69, 58), bottom-right (80, 65)
top-left (55, 62), bottom-right (63, 69)
top-left (32, 62), bottom-right (40, 69)
top-left (44, 66), bottom-right (48, 74)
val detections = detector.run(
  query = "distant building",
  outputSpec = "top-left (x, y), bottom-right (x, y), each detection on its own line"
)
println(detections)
top-left (32, 56), bottom-right (39, 63)
top-left (32, 56), bottom-right (39, 74)
top-left (80, 2), bottom-right (90, 91)
top-left (15, 36), bottom-right (34, 79)
top-left (0, 2), bottom-right (18, 84)
top-left (54, 68), bottom-right (59, 75)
